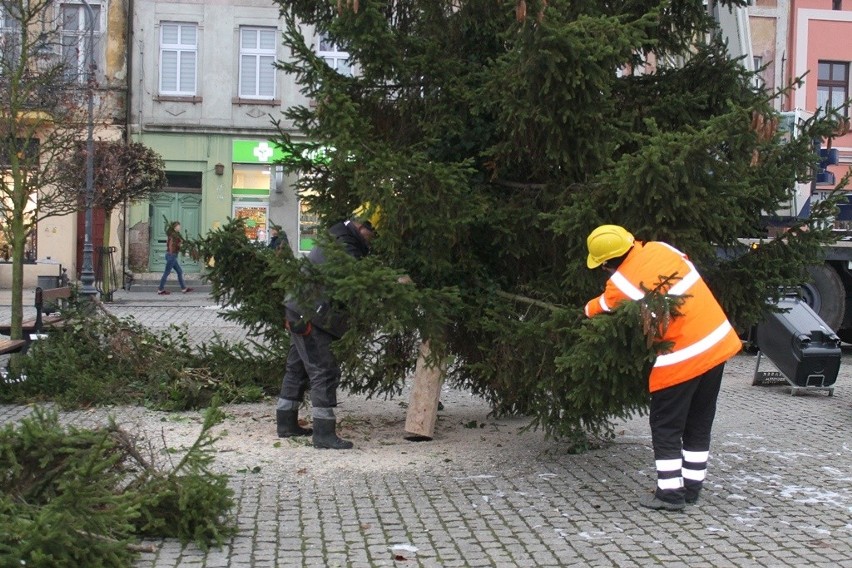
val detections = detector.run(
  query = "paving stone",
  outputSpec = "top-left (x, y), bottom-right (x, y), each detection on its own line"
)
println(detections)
top-left (4, 291), bottom-right (852, 566)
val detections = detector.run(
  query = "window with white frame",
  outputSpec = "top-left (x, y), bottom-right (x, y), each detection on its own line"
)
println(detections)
top-left (0, 6), bottom-right (19, 68)
top-left (752, 55), bottom-right (766, 89)
top-left (160, 22), bottom-right (197, 96)
top-left (60, 2), bottom-right (102, 84)
top-left (1, 5), bottom-right (19, 37)
top-left (317, 32), bottom-right (351, 76)
top-left (239, 27), bottom-right (277, 99)
top-left (817, 61), bottom-right (849, 117)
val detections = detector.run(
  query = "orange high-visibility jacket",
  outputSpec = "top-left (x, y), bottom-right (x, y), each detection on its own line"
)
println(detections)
top-left (584, 241), bottom-right (742, 392)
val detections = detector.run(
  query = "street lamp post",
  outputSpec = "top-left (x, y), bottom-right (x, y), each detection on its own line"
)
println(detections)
top-left (79, 0), bottom-right (96, 300)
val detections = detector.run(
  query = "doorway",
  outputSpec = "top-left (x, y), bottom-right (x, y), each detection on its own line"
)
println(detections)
top-left (148, 192), bottom-right (202, 272)
top-left (75, 207), bottom-right (106, 280)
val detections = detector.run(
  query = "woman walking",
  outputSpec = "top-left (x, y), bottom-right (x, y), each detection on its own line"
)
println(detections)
top-left (157, 221), bottom-right (193, 295)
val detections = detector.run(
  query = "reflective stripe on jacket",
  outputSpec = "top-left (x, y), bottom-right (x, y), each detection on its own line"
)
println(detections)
top-left (584, 241), bottom-right (741, 392)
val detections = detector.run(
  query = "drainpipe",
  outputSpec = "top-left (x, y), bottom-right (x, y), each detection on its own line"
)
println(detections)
top-left (122, 0), bottom-right (134, 280)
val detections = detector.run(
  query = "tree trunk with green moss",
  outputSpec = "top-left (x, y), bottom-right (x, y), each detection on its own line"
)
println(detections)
top-left (101, 212), bottom-right (114, 298)
top-left (8, 209), bottom-right (26, 341)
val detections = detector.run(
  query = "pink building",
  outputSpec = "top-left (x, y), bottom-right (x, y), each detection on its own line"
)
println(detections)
top-left (710, 0), bottom-right (852, 194)
top-left (786, 0), bottom-right (851, 189)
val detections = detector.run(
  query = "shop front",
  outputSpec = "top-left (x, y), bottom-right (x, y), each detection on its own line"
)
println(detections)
top-left (231, 139), bottom-right (321, 255)
top-left (231, 139), bottom-right (288, 246)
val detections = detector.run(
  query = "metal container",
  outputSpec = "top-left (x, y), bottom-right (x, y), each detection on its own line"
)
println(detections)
top-left (36, 275), bottom-right (60, 290)
top-left (754, 296), bottom-right (841, 393)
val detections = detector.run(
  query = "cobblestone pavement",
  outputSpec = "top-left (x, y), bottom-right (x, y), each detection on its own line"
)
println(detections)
top-left (3, 288), bottom-right (852, 567)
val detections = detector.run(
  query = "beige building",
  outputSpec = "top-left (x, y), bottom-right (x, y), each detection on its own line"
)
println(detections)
top-left (0, 0), bottom-right (129, 288)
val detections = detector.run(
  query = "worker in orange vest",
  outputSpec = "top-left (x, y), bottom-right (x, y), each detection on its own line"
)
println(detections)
top-left (584, 225), bottom-right (742, 510)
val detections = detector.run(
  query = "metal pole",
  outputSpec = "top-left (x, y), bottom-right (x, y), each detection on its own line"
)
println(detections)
top-left (79, 0), bottom-right (97, 300)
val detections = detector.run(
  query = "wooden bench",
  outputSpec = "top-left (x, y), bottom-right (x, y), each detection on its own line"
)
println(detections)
top-left (0, 285), bottom-right (73, 339)
top-left (0, 338), bottom-right (27, 355)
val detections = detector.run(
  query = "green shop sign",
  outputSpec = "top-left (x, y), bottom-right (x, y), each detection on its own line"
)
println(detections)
top-left (232, 139), bottom-right (288, 164)
top-left (232, 139), bottom-right (332, 165)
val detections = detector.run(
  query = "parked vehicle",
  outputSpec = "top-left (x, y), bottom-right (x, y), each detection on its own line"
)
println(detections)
top-left (742, 111), bottom-right (852, 342)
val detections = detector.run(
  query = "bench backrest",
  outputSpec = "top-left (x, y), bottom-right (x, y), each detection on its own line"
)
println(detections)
top-left (34, 286), bottom-right (72, 332)
top-left (39, 286), bottom-right (73, 303)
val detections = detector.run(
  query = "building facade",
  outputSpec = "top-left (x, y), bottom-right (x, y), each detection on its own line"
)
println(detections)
top-left (127, 0), bottom-right (326, 272)
top-left (786, 0), bottom-right (852, 196)
top-left (0, 0), bottom-right (128, 287)
top-left (15, 2), bottom-right (848, 285)
top-left (747, 0), bottom-right (852, 197)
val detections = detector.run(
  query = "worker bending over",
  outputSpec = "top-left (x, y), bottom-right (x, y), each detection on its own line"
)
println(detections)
top-left (584, 225), bottom-right (741, 510)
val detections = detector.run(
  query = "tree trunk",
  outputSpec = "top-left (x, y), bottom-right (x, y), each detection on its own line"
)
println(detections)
top-left (9, 218), bottom-right (25, 341)
top-left (101, 211), bottom-right (113, 298)
top-left (404, 340), bottom-right (446, 441)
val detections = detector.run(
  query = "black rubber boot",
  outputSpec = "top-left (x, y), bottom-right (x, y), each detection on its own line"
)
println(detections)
top-left (684, 481), bottom-right (702, 504)
top-left (312, 418), bottom-right (353, 450)
top-left (639, 490), bottom-right (685, 511)
top-left (276, 409), bottom-right (312, 438)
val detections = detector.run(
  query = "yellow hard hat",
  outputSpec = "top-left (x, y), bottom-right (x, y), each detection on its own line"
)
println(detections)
top-left (353, 202), bottom-right (382, 231)
top-left (586, 225), bottom-right (635, 269)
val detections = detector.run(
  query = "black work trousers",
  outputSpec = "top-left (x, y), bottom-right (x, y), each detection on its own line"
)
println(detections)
top-left (278, 325), bottom-right (340, 409)
top-left (648, 361), bottom-right (725, 501)
top-left (649, 362), bottom-right (725, 461)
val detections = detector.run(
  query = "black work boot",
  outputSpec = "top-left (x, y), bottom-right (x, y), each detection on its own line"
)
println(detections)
top-left (312, 418), bottom-right (353, 450)
top-left (639, 489), bottom-right (685, 511)
top-left (684, 481), bottom-right (702, 504)
top-left (276, 409), bottom-right (313, 438)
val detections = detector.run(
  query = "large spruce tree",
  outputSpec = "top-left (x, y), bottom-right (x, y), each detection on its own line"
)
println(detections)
top-left (198, 0), bottom-right (846, 446)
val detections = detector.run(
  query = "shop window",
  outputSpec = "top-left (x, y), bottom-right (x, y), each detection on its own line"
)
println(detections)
top-left (817, 61), bottom-right (849, 117)
top-left (232, 164), bottom-right (271, 194)
top-left (232, 204), bottom-right (268, 243)
top-left (0, 229), bottom-right (38, 263)
top-left (298, 195), bottom-right (319, 252)
top-left (0, 225), bottom-right (38, 262)
top-left (0, 177), bottom-right (37, 263)
top-left (232, 164), bottom-right (271, 243)
top-left (1, 138), bottom-right (38, 262)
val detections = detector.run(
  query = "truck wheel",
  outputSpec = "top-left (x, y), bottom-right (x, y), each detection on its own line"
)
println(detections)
top-left (800, 264), bottom-right (845, 332)
top-left (837, 329), bottom-right (852, 344)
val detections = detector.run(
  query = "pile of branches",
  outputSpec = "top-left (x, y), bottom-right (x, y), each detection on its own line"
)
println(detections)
top-left (0, 404), bottom-right (235, 566)
top-left (0, 302), bottom-right (283, 410)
